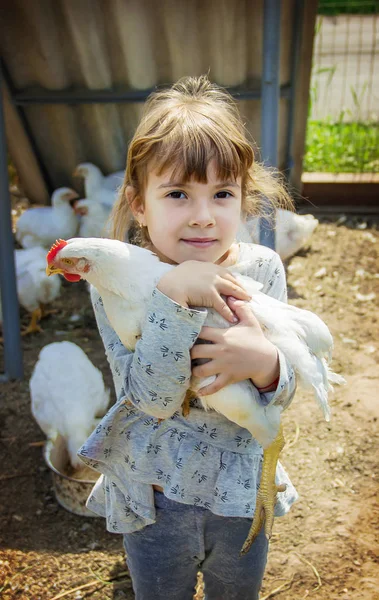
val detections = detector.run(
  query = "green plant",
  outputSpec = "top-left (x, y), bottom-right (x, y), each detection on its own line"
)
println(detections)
top-left (306, 16), bottom-right (377, 174)
top-left (304, 120), bottom-right (379, 173)
top-left (318, 1), bottom-right (377, 16)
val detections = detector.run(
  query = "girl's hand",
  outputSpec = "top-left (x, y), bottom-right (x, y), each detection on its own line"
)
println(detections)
top-left (157, 261), bottom-right (251, 323)
top-left (191, 297), bottom-right (280, 395)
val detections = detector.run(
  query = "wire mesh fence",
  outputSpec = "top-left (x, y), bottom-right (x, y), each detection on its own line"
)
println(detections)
top-left (303, 1), bottom-right (379, 174)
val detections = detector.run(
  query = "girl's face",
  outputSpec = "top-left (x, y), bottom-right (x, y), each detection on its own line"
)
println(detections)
top-left (136, 161), bottom-right (242, 265)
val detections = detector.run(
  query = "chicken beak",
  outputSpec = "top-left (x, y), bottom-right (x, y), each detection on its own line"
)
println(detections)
top-left (46, 265), bottom-right (64, 276)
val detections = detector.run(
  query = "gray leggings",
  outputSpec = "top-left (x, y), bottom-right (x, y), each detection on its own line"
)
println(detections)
top-left (123, 490), bottom-right (269, 600)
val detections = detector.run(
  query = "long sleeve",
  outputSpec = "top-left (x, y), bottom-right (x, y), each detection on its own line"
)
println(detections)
top-left (91, 286), bottom-right (207, 419)
top-left (243, 246), bottom-right (297, 411)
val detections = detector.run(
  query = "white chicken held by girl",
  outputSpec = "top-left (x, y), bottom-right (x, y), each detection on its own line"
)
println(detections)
top-left (30, 341), bottom-right (110, 468)
top-left (46, 237), bottom-right (345, 552)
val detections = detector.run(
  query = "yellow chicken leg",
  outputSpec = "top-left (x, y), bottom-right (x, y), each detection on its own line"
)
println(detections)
top-left (182, 389), bottom-right (197, 418)
top-left (240, 424), bottom-right (287, 556)
top-left (21, 307), bottom-right (43, 336)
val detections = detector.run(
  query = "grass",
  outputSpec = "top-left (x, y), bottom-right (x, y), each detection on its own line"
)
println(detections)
top-left (318, 0), bottom-right (378, 15)
top-left (306, 12), bottom-right (378, 174)
top-left (303, 120), bottom-right (379, 173)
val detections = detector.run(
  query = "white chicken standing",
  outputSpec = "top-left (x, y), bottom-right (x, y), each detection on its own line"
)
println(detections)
top-left (15, 188), bottom-right (79, 249)
top-left (237, 210), bottom-right (319, 260)
top-left (74, 198), bottom-right (111, 238)
top-left (46, 237), bottom-right (344, 552)
top-left (73, 163), bottom-right (124, 209)
top-left (30, 341), bottom-right (110, 469)
top-left (0, 247), bottom-right (62, 335)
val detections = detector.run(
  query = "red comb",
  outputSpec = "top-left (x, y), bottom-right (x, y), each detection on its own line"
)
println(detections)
top-left (46, 239), bottom-right (68, 263)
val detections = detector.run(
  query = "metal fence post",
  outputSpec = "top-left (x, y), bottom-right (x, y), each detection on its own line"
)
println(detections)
top-left (260, 0), bottom-right (281, 250)
top-left (0, 65), bottom-right (23, 382)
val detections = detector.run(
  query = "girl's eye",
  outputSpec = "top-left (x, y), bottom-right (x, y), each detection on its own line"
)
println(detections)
top-left (215, 191), bottom-right (233, 199)
top-left (167, 191), bottom-right (187, 200)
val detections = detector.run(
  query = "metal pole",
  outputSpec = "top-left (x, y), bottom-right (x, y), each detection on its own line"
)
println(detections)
top-left (259, 0), bottom-right (281, 250)
top-left (285, 0), bottom-right (304, 178)
top-left (11, 83), bottom-right (292, 105)
top-left (0, 66), bottom-right (23, 381)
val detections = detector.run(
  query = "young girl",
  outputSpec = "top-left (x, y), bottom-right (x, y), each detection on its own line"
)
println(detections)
top-left (79, 75), bottom-right (298, 600)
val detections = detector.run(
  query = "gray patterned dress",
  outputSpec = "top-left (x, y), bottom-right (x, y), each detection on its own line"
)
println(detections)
top-left (78, 242), bottom-right (298, 533)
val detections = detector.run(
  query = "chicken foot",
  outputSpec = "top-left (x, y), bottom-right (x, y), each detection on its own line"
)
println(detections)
top-left (182, 389), bottom-right (197, 417)
top-left (21, 304), bottom-right (59, 337)
top-left (157, 390), bottom-right (194, 425)
top-left (21, 307), bottom-right (43, 336)
top-left (240, 424), bottom-right (286, 556)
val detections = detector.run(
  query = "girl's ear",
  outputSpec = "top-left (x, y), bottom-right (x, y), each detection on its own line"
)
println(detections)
top-left (125, 185), bottom-right (146, 226)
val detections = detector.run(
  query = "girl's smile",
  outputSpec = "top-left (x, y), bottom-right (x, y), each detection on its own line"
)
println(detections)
top-left (181, 237), bottom-right (217, 248)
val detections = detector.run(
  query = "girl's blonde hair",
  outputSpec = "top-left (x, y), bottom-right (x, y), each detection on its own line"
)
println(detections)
top-left (110, 75), bottom-right (293, 245)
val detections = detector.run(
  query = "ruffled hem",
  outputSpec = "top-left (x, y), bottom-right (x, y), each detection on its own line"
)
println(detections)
top-left (79, 401), bottom-right (298, 533)
top-left (85, 466), bottom-right (298, 534)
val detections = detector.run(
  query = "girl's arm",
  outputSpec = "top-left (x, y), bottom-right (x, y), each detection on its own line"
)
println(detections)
top-left (91, 286), bottom-right (207, 419)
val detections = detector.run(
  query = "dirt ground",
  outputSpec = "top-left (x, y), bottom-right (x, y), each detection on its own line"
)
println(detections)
top-left (0, 213), bottom-right (378, 600)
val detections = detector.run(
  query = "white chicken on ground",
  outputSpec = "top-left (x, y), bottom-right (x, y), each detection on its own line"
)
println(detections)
top-left (73, 163), bottom-right (124, 209)
top-left (30, 341), bottom-right (110, 469)
top-left (15, 188), bottom-right (80, 249)
top-left (74, 198), bottom-right (111, 238)
top-left (0, 247), bottom-right (62, 335)
top-left (46, 237), bottom-right (345, 552)
top-left (237, 210), bottom-right (319, 261)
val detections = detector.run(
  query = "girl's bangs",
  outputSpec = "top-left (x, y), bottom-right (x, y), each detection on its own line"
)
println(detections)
top-left (147, 120), bottom-right (248, 184)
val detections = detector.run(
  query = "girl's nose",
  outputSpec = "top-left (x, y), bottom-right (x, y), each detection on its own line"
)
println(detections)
top-left (189, 202), bottom-right (216, 228)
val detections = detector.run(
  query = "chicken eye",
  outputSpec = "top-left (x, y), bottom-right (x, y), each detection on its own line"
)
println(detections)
top-left (62, 258), bottom-right (73, 265)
